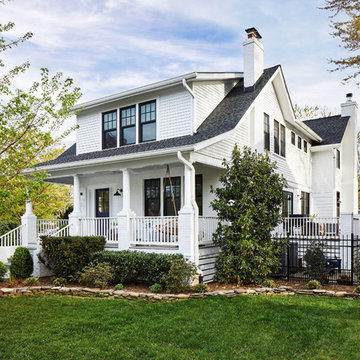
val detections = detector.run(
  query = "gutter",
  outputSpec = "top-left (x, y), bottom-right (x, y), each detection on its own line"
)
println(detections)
top-left (177, 151), bottom-right (200, 267)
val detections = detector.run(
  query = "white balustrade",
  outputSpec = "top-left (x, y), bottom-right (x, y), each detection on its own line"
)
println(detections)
top-left (0, 224), bottom-right (24, 247)
top-left (131, 217), bottom-right (178, 245)
top-left (37, 219), bottom-right (69, 237)
top-left (51, 224), bottom-right (72, 237)
top-left (79, 217), bottom-right (119, 243)
top-left (198, 216), bottom-right (219, 244)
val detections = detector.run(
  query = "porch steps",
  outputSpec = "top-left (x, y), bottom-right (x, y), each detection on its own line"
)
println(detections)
top-left (199, 248), bottom-right (219, 283)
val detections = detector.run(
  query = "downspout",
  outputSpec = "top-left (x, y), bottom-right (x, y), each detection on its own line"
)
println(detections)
top-left (182, 79), bottom-right (197, 134)
top-left (177, 151), bottom-right (200, 268)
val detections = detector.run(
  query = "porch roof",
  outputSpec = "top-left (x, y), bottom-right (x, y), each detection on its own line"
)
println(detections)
top-left (37, 65), bottom-right (279, 169)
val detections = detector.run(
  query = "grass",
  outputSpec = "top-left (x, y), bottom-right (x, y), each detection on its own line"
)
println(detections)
top-left (1, 295), bottom-right (360, 359)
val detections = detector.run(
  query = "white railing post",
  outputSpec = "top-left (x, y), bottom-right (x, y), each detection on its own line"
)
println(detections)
top-left (21, 200), bottom-right (37, 247)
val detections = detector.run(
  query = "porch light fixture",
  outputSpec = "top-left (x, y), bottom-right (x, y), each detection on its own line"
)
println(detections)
top-left (113, 188), bottom-right (123, 197)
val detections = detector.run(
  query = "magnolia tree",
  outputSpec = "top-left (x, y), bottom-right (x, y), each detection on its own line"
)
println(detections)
top-left (211, 146), bottom-right (288, 284)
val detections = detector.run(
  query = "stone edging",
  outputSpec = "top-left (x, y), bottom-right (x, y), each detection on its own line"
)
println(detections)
top-left (1, 286), bottom-right (360, 301)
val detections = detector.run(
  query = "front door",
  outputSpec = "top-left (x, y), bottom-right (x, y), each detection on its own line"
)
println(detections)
top-left (96, 188), bottom-right (110, 218)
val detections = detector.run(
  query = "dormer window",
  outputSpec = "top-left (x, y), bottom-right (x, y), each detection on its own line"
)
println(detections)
top-left (140, 100), bottom-right (156, 142)
top-left (120, 105), bottom-right (136, 145)
top-left (102, 110), bottom-right (117, 149)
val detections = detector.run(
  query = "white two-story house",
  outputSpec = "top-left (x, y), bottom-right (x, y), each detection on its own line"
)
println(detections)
top-left (22, 27), bottom-right (357, 280)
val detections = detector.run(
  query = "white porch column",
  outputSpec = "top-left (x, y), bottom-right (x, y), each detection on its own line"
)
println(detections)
top-left (117, 169), bottom-right (134, 250)
top-left (340, 212), bottom-right (353, 271)
top-left (21, 200), bottom-right (37, 248)
top-left (69, 174), bottom-right (81, 236)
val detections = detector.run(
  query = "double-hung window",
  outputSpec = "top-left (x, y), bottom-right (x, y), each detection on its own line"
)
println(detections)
top-left (280, 124), bottom-right (286, 157)
top-left (264, 113), bottom-right (270, 151)
top-left (274, 120), bottom-right (279, 154)
top-left (139, 100), bottom-right (156, 142)
top-left (120, 105), bottom-right (136, 145)
top-left (102, 110), bottom-right (117, 149)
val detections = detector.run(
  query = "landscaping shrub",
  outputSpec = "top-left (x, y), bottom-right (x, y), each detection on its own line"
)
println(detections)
top-left (193, 283), bottom-right (209, 293)
top-left (0, 221), bottom-right (20, 237)
top-left (149, 283), bottom-right (163, 293)
top-left (52, 277), bottom-right (67, 287)
top-left (40, 236), bottom-right (106, 279)
top-left (114, 284), bottom-right (123, 290)
top-left (10, 247), bottom-right (33, 279)
top-left (23, 277), bottom-right (39, 286)
top-left (0, 261), bottom-right (7, 279)
top-left (307, 280), bottom-right (321, 289)
top-left (91, 250), bottom-right (183, 285)
top-left (304, 243), bottom-right (328, 283)
top-left (78, 262), bottom-right (112, 288)
top-left (261, 279), bottom-right (275, 288)
top-left (162, 258), bottom-right (197, 293)
top-left (354, 286), bottom-right (360, 294)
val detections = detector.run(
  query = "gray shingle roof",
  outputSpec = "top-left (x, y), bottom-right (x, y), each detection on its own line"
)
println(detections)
top-left (303, 115), bottom-right (350, 146)
top-left (38, 65), bottom-right (280, 167)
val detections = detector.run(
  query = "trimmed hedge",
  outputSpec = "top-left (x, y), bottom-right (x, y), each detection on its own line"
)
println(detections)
top-left (40, 236), bottom-right (106, 279)
top-left (91, 250), bottom-right (183, 285)
top-left (10, 247), bottom-right (33, 279)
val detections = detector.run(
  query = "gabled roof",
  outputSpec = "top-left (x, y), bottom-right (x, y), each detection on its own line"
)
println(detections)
top-left (38, 66), bottom-right (279, 168)
top-left (303, 115), bottom-right (350, 146)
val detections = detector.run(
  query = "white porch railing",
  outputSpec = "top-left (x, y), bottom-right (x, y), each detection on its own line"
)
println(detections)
top-left (198, 216), bottom-right (219, 245)
top-left (79, 217), bottom-right (119, 243)
top-left (37, 219), bottom-right (69, 237)
top-left (0, 224), bottom-right (24, 247)
top-left (51, 224), bottom-right (72, 237)
top-left (130, 216), bottom-right (178, 245)
top-left (275, 216), bottom-right (340, 238)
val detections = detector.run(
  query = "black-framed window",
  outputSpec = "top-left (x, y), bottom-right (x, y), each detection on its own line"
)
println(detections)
top-left (102, 111), bottom-right (117, 149)
top-left (145, 179), bottom-right (160, 216)
top-left (264, 113), bottom-right (270, 151)
top-left (120, 105), bottom-right (136, 145)
top-left (164, 177), bottom-right (181, 216)
top-left (304, 140), bottom-right (308, 153)
top-left (301, 191), bottom-right (310, 216)
top-left (196, 174), bottom-right (203, 216)
top-left (297, 136), bottom-right (302, 149)
top-left (274, 120), bottom-right (279, 154)
top-left (280, 124), bottom-right (286, 157)
top-left (282, 191), bottom-right (293, 217)
top-left (336, 149), bottom-right (340, 169)
top-left (291, 131), bottom-right (296, 145)
top-left (336, 191), bottom-right (341, 217)
top-left (139, 100), bottom-right (156, 142)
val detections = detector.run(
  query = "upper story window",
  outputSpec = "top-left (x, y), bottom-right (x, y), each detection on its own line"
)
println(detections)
top-left (336, 149), bottom-right (340, 168)
top-left (139, 100), bottom-right (156, 142)
top-left (264, 113), bottom-right (270, 151)
top-left (120, 105), bottom-right (136, 145)
top-left (304, 140), bottom-right (308, 153)
top-left (280, 124), bottom-right (286, 157)
top-left (102, 110), bottom-right (117, 149)
top-left (274, 120), bottom-right (279, 154)
top-left (297, 136), bottom-right (302, 149)
top-left (291, 131), bottom-right (296, 145)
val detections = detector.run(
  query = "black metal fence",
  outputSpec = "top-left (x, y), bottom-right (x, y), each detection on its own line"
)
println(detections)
top-left (272, 235), bottom-right (360, 285)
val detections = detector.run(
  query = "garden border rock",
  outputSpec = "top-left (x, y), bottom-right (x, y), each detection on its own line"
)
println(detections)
top-left (1, 286), bottom-right (360, 301)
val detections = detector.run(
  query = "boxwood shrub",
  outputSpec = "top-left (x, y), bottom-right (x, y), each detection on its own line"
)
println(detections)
top-left (10, 247), bottom-right (33, 279)
top-left (91, 250), bottom-right (183, 285)
top-left (40, 236), bottom-right (106, 279)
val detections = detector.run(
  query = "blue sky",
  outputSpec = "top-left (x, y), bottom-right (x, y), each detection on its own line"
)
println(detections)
top-left (1, 0), bottom-right (359, 145)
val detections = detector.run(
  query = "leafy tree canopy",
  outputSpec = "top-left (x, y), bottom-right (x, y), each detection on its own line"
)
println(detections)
top-left (294, 104), bottom-right (332, 121)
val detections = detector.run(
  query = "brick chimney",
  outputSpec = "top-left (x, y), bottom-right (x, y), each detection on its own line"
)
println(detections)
top-left (243, 27), bottom-right (263, 90)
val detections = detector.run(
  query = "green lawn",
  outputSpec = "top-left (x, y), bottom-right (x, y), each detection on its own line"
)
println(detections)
top-left (1, 295), bottom-right (360, 359)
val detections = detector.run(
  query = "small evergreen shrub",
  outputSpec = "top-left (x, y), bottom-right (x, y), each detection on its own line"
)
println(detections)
top-left (78, 262), bottom-right (112, 288)
top-left (114, 283), bottom-right (123, 290)
top-left (149, 283), bottom-right (163, 293)
top-left (52, 277), bottom-right (67, 287)
top-left (9, 247), bottom-right (33, 279)
top-left (0, 261), bottom-right (7, 279)
top-left (261, 279), bottom-right (275, 288)
top-left (162, 258), bottom-right (197, 293)
top-left (307, 280), bottom-right (321, 289)
top-left (193, 283), bottom-right (209, 293)
top-left (40, 236), bottom-right (106, 279)
top-left (304, 243), bottom-right (328, 283)
top-left (91, 250), bottom-right (183, 285)
top-left (23, 277), bottom-right (39, 286)
top-left (354, 286), bottom-right (360, 294)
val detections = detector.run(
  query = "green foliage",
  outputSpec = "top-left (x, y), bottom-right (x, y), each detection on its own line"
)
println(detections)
top-left (294, 104), bottom-right (331, 121)
top-left (354, 285), bottom-right (360, 293)
top-left (0, 220), bottom-right (20, 236)
top-left (193, 283), bottom-right (209, 293)
top-left (0, 261), bottom-right (7, 278)
top-left (307, 280), bottom-right (321, 290)
top-left (304, 242), bottom-right (328, 283)
top-left (52, 277), bottom-right (66, 287)
top-left (162, 258), bottom-right (197, 293)
top-left (78, 262), bottom-right (112, 288)
top-left (211, 146), bottom-right (288, 284)
top-left (9, 247), bottom-right (33, 279)
top-left (149, 283), bottom-right (163, 293)
top-left (23, 277), bottom-right (39, 286)
top-left (91, 250), bottom-right (183, 285)
top-left (114, 284), bottom-right (123, 291)
top-left (261, 279), bottom-right (276, 288)
top-left (40, 236), bottom-right (106, 279)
